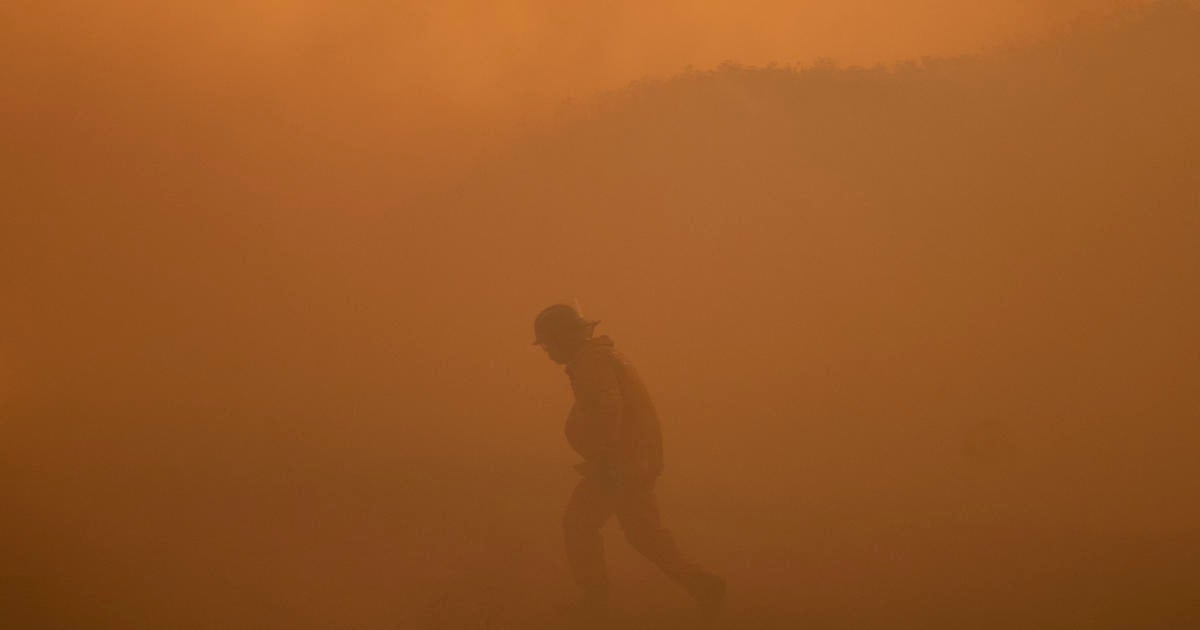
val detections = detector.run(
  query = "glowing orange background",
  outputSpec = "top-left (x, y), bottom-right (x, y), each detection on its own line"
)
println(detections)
top-left (2, 1), bottom-right (1197, 627)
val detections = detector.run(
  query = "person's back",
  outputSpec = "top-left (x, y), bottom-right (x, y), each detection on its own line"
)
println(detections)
top-left (564, 335), bottom-right (663, 483)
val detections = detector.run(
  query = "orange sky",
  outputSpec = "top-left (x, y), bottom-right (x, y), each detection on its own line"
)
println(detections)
top-left (2, 0), bottom-right (1133, 195)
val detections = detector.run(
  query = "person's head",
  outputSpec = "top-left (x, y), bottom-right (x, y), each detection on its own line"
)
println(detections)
top-left (533, 304), bottom-right (599, 365)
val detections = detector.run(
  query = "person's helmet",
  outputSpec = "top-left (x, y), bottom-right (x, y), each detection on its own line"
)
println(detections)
top-left (533, 303), bottom-right (599, 346)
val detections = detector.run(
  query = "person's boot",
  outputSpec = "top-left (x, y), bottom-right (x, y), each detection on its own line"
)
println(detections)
top-left (688, 572), bottom-right (727, 618)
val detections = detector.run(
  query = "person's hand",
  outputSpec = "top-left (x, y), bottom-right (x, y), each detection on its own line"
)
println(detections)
top-left (597, 461), bottom-right (624, 489)
top-left (574, 461), bottom-right (624, 489)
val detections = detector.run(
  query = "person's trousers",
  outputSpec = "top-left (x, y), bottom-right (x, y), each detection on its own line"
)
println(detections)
top-left (563, 474), bottom-right (711, 600)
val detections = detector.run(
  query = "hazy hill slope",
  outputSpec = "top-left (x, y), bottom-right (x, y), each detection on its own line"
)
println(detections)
top-left (405, 7), bottom-right (1200, 624)
top-left (433, 2), bottom-right (1199, 474)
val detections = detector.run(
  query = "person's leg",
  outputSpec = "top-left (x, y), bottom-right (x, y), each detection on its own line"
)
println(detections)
top-left (615, 480), bottom-right (726, 613)
top-left (563, 476), bottom-right (618, 609)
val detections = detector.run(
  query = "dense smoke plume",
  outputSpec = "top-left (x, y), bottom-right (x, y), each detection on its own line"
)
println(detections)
top-left (2, 2), bottom-right (1197, 628)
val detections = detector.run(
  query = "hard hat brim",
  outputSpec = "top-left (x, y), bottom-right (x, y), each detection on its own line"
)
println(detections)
top-left (532, 319), bottom-right (600, 345)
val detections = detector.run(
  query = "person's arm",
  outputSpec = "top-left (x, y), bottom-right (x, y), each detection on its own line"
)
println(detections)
top-left (569, 352), bottom-right (624, 481)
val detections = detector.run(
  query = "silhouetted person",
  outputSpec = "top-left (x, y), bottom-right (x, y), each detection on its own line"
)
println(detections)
top-left (533, 304), bottom-right (726, 622)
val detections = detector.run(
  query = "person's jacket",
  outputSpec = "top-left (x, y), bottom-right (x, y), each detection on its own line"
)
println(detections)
top-left (564, 335), bottom-right (664, 482)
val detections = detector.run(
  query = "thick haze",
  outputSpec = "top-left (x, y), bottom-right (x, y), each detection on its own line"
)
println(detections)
top-left (3, 1), bottom-right (1198, 629)
top-left (2, 2), bottom-right (1126, 110)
